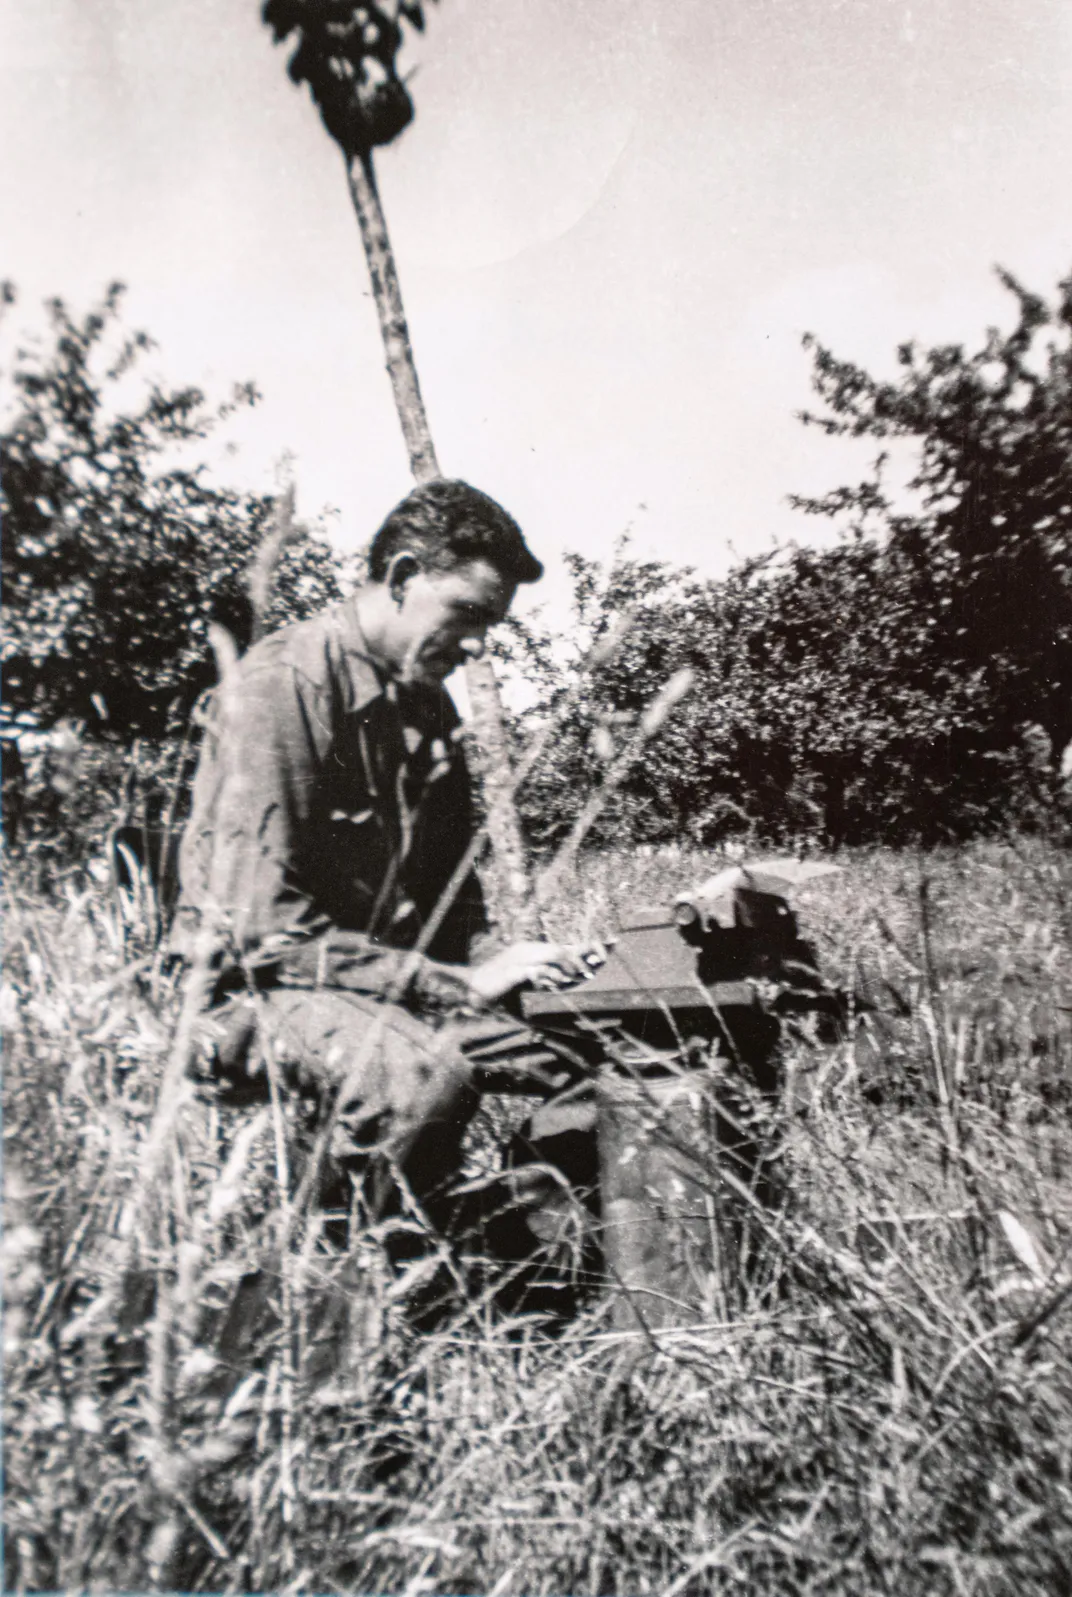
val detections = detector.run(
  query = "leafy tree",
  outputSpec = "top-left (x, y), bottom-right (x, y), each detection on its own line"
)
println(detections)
top-left (1, 285), bottom-right (343, 738)
top-left (794, 269), bottom-right (1072, 758)
top-left (507, 529), bottom-right (1051, 854)
top-left (506, 273), bottom-right (1072, 853)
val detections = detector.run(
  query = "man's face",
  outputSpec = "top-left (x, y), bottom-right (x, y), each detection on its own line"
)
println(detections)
top-left (390, 556), bottom-right (516, 686)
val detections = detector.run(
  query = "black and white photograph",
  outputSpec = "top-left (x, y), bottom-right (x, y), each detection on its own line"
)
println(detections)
top-left (2, 2), bottom-right (1071, 1592)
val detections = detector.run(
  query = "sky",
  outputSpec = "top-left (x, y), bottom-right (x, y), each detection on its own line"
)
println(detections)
top-left (2, 0), bottom-right (1071, 611)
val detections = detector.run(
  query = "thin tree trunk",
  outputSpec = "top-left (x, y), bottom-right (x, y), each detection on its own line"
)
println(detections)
top-left (345, 148), bottom-right (534, 936)
top-left (462, 654), bottom-right (539, 935)
top-left (346, 151), bottom-right (439, 483)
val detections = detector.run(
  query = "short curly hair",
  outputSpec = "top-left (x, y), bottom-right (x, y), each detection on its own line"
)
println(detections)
top-left (368, 480), bottom-right (543, 586)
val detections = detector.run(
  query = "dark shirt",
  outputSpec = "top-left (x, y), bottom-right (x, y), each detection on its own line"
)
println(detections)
top-left (175, 597), bottom-right (486, 1008)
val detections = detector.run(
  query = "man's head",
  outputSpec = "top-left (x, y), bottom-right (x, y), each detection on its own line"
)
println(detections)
top-left (368, 479), bottom-right (542, 588)
top-left (365, 480), bottom-right (542, 686)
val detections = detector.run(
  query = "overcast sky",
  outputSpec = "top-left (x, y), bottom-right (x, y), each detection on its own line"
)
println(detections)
top-left (2, 0), bottom-right (1070, 602)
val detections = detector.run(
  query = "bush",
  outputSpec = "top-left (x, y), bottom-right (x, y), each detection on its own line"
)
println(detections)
top-left (492, 272), bottom-right (1072, 856)
top-left (795, 268), bottom-right (1072, 761)
top-left (503, 536), bottom-right (1071, 855)
top-left (1, 284), bottom-right (344, 740)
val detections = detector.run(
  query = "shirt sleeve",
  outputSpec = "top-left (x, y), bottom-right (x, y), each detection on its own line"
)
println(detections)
top-left (199, 655), bottom-right (478, 1011)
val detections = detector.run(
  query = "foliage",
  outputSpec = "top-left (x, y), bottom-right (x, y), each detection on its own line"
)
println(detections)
top-left (503, 540), bottom-right (1023, 851)
top-left (1, 285), bottom-right (345, 740)
top-left (3, 840), bottom-right (1071, 1594)
top-left (503, 273), bottom-right (1072, 852)
top-left (794, 268), bottom-right (1072, 756)
top-left (6, 274), bottom-right (1070, 863)
top-left (1, 727), bottom-right (195, 896)
top-left (262, 0), bottom-right (435, 154)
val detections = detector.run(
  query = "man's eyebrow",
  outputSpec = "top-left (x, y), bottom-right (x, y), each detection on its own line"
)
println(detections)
top-left (455, 599), bottom-right (501, 620)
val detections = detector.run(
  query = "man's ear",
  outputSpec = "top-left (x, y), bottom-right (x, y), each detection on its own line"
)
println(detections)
top-left (385, 551), bottom-right (421, 607)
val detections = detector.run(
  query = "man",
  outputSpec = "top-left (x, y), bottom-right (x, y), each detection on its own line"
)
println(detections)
top-left (177, 479), bottom-right (590, 1241)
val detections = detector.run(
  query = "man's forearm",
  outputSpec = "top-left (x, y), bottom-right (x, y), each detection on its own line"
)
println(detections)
top-left (274, 928), bottom-right (477, 1012)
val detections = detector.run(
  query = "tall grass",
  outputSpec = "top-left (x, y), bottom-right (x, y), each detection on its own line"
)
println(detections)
top-left (3, 840), bottom-right (1071, 1594)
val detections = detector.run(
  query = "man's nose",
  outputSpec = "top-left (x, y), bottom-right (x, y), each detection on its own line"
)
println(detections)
top-left (459, 634), bottom-right (485, 661)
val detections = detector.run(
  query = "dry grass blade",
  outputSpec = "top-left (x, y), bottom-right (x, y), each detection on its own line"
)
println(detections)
top-left (536, 666), bottom-right (694, 903)
top-left (248, 479), bottom-right (298, 644)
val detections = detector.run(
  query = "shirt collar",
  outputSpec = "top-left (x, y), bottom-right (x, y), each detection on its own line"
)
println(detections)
top-left (331, 594), bottom-right (393, 715)
top-left (331, 592), bottom-right (452, 723)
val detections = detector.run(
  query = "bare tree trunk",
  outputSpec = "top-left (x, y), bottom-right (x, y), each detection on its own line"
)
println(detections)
top-left (345, 148), bottom-right (534, 936)
top-left (462, 655), bottom-right (540, 936)
top-left (346, 151), bottom-right (439, 483)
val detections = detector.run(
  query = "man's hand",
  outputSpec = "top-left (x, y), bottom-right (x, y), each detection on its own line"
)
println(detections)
top-left (467, 940), bottom-right (606, 1006)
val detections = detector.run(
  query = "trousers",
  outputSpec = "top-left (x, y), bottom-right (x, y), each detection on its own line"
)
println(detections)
top-left (206, 986), bottom-right (575, 1225)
